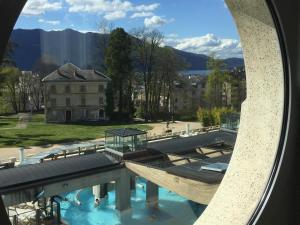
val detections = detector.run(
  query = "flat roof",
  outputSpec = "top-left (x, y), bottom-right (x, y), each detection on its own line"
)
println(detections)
top-left (165, 154), bottom-right (232, 184)
top-left (0, 153), bottom-right (121, 194)
top-left (20, 141), bottom-right (104, 166)
top-left (148, 130), bottom-right (236, 154)
top-left (105, 128), bottom-right (147, 137)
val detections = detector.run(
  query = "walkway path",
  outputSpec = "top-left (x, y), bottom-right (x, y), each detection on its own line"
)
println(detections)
top-left (15, 113), bottom-right (32, 129)
top-left (0, 113), bottom-right (32, 130)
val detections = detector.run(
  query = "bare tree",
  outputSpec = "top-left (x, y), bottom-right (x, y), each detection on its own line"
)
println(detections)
top-left (94, 19), bottom-right (115, 71)
top-left (32, 56), bottom-right (59, 110)
top-left (18, 71), bottom-right (32, 112)
top-left (25, 72), bottom-right (44, 111)
top-left (151, 47), bottom-right (187, 120)
top-left (131, 28), bottom-right (163, 121)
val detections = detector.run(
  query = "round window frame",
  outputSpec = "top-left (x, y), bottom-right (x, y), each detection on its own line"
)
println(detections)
top-left (0, 0), bottom-right (294, 225)
top-left (196, 0), bottom-right (290, 224)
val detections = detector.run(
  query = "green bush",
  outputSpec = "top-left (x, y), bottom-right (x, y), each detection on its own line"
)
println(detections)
top-left (197, 108), bottom-right (212, 126)
top-left (175, 113), bottom-right (197, 121)
top-left (197, 107), bottom-right (236, 127)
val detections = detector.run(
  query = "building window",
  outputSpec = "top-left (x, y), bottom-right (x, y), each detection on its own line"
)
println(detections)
top-left (98, 84), bottom-right (104, 93)
top-left (81, 96), bottom-right (86, 106)
top-left (50, 85), bottom-right (56, 93)
top-left (80, 85), bottom-right (86, 93)
top-left (65, 85), bottom-right (70, 93)
top-left (66, 98), bottom-right (71, 106)
top-left (50, 98), bottom-right (56, 107)
top-left (99, 97), bottom-right (104, 105)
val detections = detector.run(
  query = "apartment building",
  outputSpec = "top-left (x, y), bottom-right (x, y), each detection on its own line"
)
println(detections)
top-left (43, 63), bottom-right (110, 123)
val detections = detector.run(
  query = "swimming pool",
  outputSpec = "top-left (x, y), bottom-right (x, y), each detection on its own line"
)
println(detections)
top-left (60, 178), bottom-right (206, 225)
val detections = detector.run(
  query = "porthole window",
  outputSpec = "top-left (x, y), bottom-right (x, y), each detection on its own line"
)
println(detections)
top-left (0, 0), bottom-right (288, 225)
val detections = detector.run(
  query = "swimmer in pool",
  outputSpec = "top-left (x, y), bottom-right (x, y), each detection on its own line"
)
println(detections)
top-left (94, 198), bottom-right (100, 207)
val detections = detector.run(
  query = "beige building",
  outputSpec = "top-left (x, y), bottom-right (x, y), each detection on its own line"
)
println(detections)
top-left (42, 63), bottom-right (110, 123)
top-left (171, 76), bottom-right (206, 115)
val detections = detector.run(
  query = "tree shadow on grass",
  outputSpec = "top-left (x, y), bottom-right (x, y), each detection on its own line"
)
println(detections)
top-left (0, 133), bottom-right (96, 148)
top-left (34, 138), bottom-right (91, 147)
top-left (0, 133), bottom-right (55, 148)
top-left (47, 120), bottom-right (149, 127)
top-left (0, 123), bottom-right (10, 127)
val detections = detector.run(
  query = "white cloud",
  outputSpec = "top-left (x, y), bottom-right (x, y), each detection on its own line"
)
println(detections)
top-left (164, 33), bottom-right (243, 58)
top-left (66, 0), bottom-right (132, 13)
top-left (38, 18), bottom-right (61, 25)
top-left (144, 16), bottom-right (174, 28)
top-left (65, 0), bottom-right (161, 21)
top-left (135, 3), bottom-right (160, 11)
top-left (131, 11), bottom-right (154, 19)
top-left (104, 10), bottom-right (126, 20)
top-left (22, 0), bottom-right (62, 15)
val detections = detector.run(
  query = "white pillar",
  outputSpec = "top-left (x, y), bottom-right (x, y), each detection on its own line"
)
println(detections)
top-left (186, 123), bottom-right (190, 136)
top-left (19, 147), bottom-right (25, 163)
top-left (92, 185), bottom-right (101, 201)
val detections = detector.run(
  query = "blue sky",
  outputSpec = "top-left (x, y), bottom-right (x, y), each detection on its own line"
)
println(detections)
top-left (15, 0), bottom-right (243, 58)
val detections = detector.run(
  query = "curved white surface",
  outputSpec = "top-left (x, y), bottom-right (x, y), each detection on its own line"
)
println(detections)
top-left (195, 0), bottom-right (284, 224)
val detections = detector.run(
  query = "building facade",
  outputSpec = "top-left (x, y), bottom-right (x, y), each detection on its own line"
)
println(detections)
top-left (171, 76), bottom-right (207, 115)
top-left (43, 63), bottom-right (110, 123)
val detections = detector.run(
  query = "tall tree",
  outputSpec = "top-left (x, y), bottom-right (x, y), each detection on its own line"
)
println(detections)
top-left (0, 66), bottom-right (22, 112)
top-left (204, 54), bottom-right (229, 108)
top-left (105, 82), bottom-right (115, 118)
top-left (151, 47), bottom-right (187, 120)
top-left (131, 28), bottom-right (163, 121)
top-left (105, 28), bottom-right (132, 114)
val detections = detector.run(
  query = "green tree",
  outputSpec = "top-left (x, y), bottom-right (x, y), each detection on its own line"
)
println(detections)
top-left (228, 68), bottom-right (246, 111)
top-left (0, 66), bottom-right (22, 112)
top-left (197, 107), bottom-right (235, 127)
top-left (105, 82), bottom-right (114, 118)
top-left (205, 54), bottom-right (229, 108)
top-left (105, 28), bottom-right (132, 114)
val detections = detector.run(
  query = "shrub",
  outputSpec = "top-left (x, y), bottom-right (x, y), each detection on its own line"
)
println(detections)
top-left (197, 107), bottom-right (236, 127)
top-left (197, 108), bottom-right (213, 126)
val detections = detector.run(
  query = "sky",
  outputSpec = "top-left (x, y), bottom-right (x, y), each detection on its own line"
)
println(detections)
top-left (15, 0), bottom-right (243, 58)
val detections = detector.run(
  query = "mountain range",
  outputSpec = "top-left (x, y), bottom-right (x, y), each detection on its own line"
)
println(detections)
top-left (10, 29), bottom-right (244, 72)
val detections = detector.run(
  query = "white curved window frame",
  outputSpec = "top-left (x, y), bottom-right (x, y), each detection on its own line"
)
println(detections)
top-left (196, 1), bottom-right (286, 224)
top-left (0, 0), bottom-right (291, 224)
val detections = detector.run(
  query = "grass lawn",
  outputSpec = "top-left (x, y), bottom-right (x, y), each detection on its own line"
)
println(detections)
top-left (0, 114), bottom-right (152, 148)
top-left (0, 114), bottom-right (19, 129)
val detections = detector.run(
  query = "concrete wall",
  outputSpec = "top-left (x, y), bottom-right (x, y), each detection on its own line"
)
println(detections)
top-left (195, 1), bottom-right (284, 224)
top-left (2, 168), bottom-right (131, 208)
top-left (126, 162), bottom-right (219, 205)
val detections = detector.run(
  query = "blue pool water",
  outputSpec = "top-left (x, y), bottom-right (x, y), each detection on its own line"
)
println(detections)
top-left (60, 178), bottom-right (206, 225)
